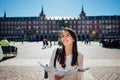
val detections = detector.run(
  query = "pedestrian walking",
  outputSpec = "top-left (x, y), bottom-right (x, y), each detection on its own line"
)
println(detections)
top-left (50, 40), bottom-right (52, 48)
top-left (42, 39), bottom-right (46, 49)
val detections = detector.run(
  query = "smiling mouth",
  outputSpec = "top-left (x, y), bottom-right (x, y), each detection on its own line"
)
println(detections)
top-left (63, 40), bottom-right (68, 43)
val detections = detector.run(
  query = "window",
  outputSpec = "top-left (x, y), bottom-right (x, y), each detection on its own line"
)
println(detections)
top-left (17, 21), bottom-right (20, 25)
top-left (116, 20), bottom-right (118, 24)
top-left (36, 21), bottom-right (38, 24)
top-left (41, 31), bottom-right (43, 34)
top-left (89, 21), bottom-right (92, 24)
top-left (65, 21), bottom-right (68, 24)
top-left (94, 25), bottom-right (97, 29)
top-left (99, 25), bottom-right (102, 29)
top-left (40, 16), bottom-right (43, 19)
top-left (33, 21), bottom-right (36, 24)
top-left (52, 21), bottom-right (56, 24)
top-left (14, 22), bottom-right (17, 25)
top-left (101, 20), bottom-right (104, 23)
top-left (74, 21), bottom-right (76, 24)
top-left (113, 25), bottom-right (115, 28)
top-left (102, 30), bottom-right (105, 34)
top-left (94, 21), bottom-right (97, 24)
top-left (70, 21), bottom-right (72, 24)
top-left (73, 26), bottom-right (76, 29)
top-left (45, 30), bottom-right (47, 34)
top-left (87, 25), bottom-right (89, 29)
top-left (21, 30), bottom-right (24, 34)
top-left (90, 25), bottom-right (92, 29)
top-left (87, 30), bottom-right (89, 34)
top-left (41, 26), bottom-right (43, 29)
top-left (24, 26), bottom-right (27, 29)
top-left (112, 20), bottom-right (115, 23)
top-left (45, 26), bottom-right (47, 29)
top-left (87, 21), bottom-right (89, 24)
top-left (105, 20), bottom-right (108, 24)
top-left (78, 30), bottom-right (81, 34)
top-left (45, 21), bottom-right (47, 24)
top-left (8, 31), bottom-right (10, 34)
top-left (116, 25), bottom-right (118, 29)
top-left (82, 30), bottom-right (84, 34)
top-left (28, 26), bottom-right (31, 29)
top-left (49, 30), bottom-right (51, 34)
top-left (69, 25), bottom-right (72, 28)
top-left (82, 21), bottom-right (84, 24)
top-left (48, 26), bottom-right (51, 29)
top-left (11, 31), bottom-right (13, 34)
top-left (36, 26), bottom-right (39, 29)
top-left (82, 25), bottom-right (84, 29)
top-left (41, 21), bottom-right (43, 24)
top-left (109, 20), bottom-right (111, 23)
top-left (49, 21), bottom-right (51, 24)
top-left (78, 25), bottom-right (81, 29)
top-left (78, 21), bottom-right (81, 24)
top-left (99, 20), bottom-right (101, 24)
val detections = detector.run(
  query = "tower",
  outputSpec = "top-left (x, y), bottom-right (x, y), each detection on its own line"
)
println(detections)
top-left (79, 5), bottom-right (86, 19)
top-left (4, 10), bottom-right (6, 18)
top-left (39, 6), bottom-right (46, 20)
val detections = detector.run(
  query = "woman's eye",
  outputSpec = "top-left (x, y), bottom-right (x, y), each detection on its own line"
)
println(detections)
top-left (61, 34), bottom-right (70, 38)
top-left (66, 34), bottom-right (69, 37)
top-left (61, 35), bottom-right (64, 37)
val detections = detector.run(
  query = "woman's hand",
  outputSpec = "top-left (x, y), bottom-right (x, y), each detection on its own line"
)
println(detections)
top-left (55, 75), bottom-right (64, 80)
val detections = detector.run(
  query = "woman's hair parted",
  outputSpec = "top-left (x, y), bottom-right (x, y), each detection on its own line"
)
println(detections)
top-left (57, 27), bottom-right (78, 68)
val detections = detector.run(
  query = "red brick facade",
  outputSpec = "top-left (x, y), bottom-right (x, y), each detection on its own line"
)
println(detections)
top-left (0, 6), bottom-right (120, 41)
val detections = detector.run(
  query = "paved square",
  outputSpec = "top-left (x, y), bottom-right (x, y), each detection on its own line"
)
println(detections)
top-left (0, 41), bottom-right (120, 80)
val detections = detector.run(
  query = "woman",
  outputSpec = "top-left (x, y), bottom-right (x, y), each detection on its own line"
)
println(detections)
top-left (48, 27), bottom-right (83, 80)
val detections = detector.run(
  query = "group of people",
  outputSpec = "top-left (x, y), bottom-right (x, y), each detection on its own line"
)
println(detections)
top-left (84, 39), bottom-right (91, 44)
top-left (42, 39), bottom-right (52, 49)
top-left (100, 39), bottom-right (120, 48)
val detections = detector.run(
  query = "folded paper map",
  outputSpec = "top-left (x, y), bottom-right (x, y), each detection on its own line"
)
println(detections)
top-left (38, 61), bottom-right (89, 76)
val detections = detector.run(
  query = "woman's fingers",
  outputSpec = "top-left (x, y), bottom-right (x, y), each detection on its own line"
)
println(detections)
top-left (55, 75), bottom-right (64, 80)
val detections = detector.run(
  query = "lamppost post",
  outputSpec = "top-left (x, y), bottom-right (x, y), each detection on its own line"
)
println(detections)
top-left (16, 27), bottom-right (21, 41)
top-left (106, 26), bottom-right (111, 38)
top-left (92, 30), bottom-right (96, 41)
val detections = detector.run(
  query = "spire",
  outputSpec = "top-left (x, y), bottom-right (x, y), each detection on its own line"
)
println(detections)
top-left (41, 6), bottom-right (44, 14)
top-left (39, 5), bottom-right (46, 19)
top-left (40, 5), bottom-right (45, 16)
top-left (79, 4), bottom-right (86, 19)
top-left (4, 9), bottom-right (6, 17)
top-left (81, 5), bottom-right (85, 14)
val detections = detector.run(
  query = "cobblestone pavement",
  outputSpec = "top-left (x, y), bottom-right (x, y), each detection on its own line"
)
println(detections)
top-left (89, 67), bottom-right (120, 80)
top-left (0, 41), bottom-right (120, 80)
top-left (0, 66), bottom-right (44, 80)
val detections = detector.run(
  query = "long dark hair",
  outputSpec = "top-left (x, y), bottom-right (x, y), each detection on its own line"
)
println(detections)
top-left (57, 27), bottom-right (78, 68)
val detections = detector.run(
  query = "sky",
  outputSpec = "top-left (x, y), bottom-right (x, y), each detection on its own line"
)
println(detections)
top-left (0, 0), bottom-right (120, 18)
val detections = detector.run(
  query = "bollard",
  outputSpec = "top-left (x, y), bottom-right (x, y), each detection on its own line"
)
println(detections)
top-left (44, 64), bottom-right (48, 79)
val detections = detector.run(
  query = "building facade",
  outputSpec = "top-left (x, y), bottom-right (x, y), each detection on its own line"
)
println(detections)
top-left (0, 6), bottom-right (120, 41)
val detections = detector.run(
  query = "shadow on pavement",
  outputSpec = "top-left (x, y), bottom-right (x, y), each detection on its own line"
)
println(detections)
top-left (0, 56), bottom-right (15, 62)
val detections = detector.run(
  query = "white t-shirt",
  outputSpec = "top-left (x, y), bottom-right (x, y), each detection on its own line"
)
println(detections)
top-left (56, 54), bottom-right (77, 70)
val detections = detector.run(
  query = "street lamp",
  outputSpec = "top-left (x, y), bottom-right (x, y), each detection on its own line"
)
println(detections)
top-left (92, 30), bottom-right (96, 40)
top-left (106, 26), bottom-right (111, 35)
top-left (16, 26), bottom-right (21, 41)
top-left (52, 30), bottom-right (58, 45)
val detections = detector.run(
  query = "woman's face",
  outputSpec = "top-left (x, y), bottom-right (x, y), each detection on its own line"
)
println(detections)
top-left (61, 30), bottom-right (74, 47)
